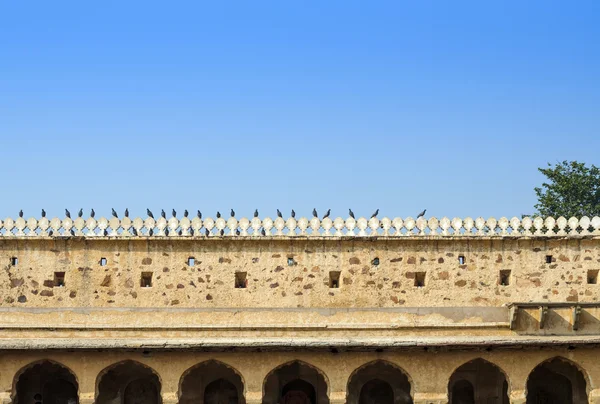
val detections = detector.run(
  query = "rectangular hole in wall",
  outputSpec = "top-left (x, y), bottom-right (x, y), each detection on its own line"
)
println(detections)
top-left (287, 257), bottom-right (295, 266)
top-left (54, 272), bottom-right (65, 287)
top-left (546, 255), bottom-right (553, 264)
top-left (141, 272), bottom-right (153, 288)
top-left (588, 270), bottom-right (598, 285)
top-left (10, 257), bottom-right (18, 266)
top-left (100, 257), bottom-right (107, 266)
top-left (235, 272), bottom-right (247, 288)
top-left (499, 270), bottom-right (511, 286)
top-left (414, 272), bottom-right (426, 287)
top-left (458, 255), bottom-right (466, 265)
top-left (187, 257), bottom-right (195, 266)
top-left (329, 271), bottom-right (341, 288)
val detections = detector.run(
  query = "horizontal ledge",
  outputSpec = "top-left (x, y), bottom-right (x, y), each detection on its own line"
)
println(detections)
top-left (0, 335), bottom-right (599, 350)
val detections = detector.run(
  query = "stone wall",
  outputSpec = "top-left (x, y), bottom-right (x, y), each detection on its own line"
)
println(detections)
top-left (0, 237), bottom-right (598, 308)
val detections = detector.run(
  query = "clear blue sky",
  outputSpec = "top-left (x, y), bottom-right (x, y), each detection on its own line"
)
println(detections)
top-left (1, 1), bottom-right (598, 220)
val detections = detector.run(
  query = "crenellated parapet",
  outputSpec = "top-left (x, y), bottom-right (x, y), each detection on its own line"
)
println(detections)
top-left (0, 214), bottom-right (599, 238)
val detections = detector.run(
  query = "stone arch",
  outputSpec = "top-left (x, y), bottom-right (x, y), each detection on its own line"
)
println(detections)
top-left (96, 360), bottom-right (162, 404)
top-left (12, 359), bottom-right (79, 404)
top-left (346, 360), bottom-right (413, 404)
top-left (178, 359), bottom-right (246, 404)
top-left (526, 356), bottom-right (589, 404)
top-left (447, 358), bottom-right (509, 404)
top-left (263, 360), bottom-right (329, 404)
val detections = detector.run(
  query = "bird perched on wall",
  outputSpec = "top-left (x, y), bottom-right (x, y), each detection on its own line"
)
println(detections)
top-left (312, 208), bottom-right (318, 218)
top-left (65, 209), bottom-right (71, 218)
top-left (41, 209), bottom-right (46, 218)
top-left (220, 229), bottom-right (225, 236)
top-left (205, 228), bottom-right (210, 236)
top-left (231, 209), bottom-right (235, 217)
top-left (172, 209), bottom-right (177, 218)
top-left (90, 209), bottom-right (95, 218)
top-left (216, 211), bottom-right (221, 218)
top-left (197, 210), bottom-right (202, 219)
top-left (147, 209), bottom-right (154, 219)
top-left (132, 227), bottom-right (138, 236)
top-left (371, 209), bottom-right (379, 218)
top-left (124, 208), bottom-right (129, 218)
top-left (111, 208), bottom-right (118, 218)
top-left (323, 209), bottom-right (331, 219)
top-left (78, 209), bottom-right (83, 218)
top-left (18, 210), bottom-right (23, 218)
top-left (417, 209), bottom-right (427, 219)
top-left (291, 209), bottom-right (296, 218)
top-left (184, 210), bottom-right (189, 217)
top-left (261, 228), bottom-right (266, 236)
top-left (254, 209), bottom-right (259, 218)
top-left (349, 209), bottom-right (355, 219)
top-left (236, 229), bottom-right (240, 236)
top-left (277, 209), bottom-right (283, 218)
top-left (161, 209), bottom-right (166, 218)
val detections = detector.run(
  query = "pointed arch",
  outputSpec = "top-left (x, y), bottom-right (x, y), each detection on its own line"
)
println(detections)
top-left (526, 356), bottom-right (589, 404)
top-left (95, 360), bottom-right (162, 404)
top-left (263, 360), bottom-right (330, 404)
top-left (346, 360), bottom-right (413, 404)
top-left (447, 358), bottom-right (509, 404)
top-left (12, 359), bottom-right (79, 404)
top-left (179, 359), bottom-right (246, 404)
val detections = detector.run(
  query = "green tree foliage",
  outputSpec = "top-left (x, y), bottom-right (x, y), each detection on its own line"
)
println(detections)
top-left (535, 161), bottom-right (600, 218)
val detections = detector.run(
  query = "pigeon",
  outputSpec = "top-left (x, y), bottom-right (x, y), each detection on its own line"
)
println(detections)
top-left (205, 228), bottom-right (210, 236)
top-left (111, 208), bottom-right (118, 218)
top-left (323, 209), bottom-right (331, 219)
top-left (172, 209), bottom-right (177, 217)
top-left (417, 209), bottom-right (427, 218)
top-left (70, 229), bottom-right (75, 236)
top-left (48, 229), bottom-right (54, 236)
top-left (197, 210), bottom-right (202, 219)
top-left (91, 209), bottom-right (95, 218)
top-left (349, 209), bottom-right (355, 219)
top-left (291, 209), bottom-right (296, 218)
top-left (149, 229), bottom-right (154, 236)
top-left (184, 210), bottom-right (189, 217)
top-left (216, 211), bottom-right (221, 218)
top-left (236, 229), bottom-right (240, 236)
top-left (261, 228), bottom-right (266, 236)
top-left (41, 209), bottom-right (46, 218)
top-left (231, 209), bottom-right (235, 217)
top-left (165, 228), bottom-right (169, 236)
top-left (312, 208), bottom-right (318, 218)
top-left (147, 209), bottom-right (154, 219)
top-left (18, 210), bottom-right (23, 218)
top-left (254, 209), bottom-right (259, 218)
top-left (178, 229), bottom-right (182, 236)
top-left (161, 209), bottom-right (166, 218)
top-left (277, 209), bottom-right (283, 218)
top-left (220, 229), bottom-right (225, 236)
top-left (103, 229), bottom-right (108, 236)
top-left (78, 209), bottom-right (83, 217)
top-left (124, 208), bottom-right (129, 217)
top-left (65, 209), bottom-right (71, 218)
top-left (371, 209), bottom-right (379, 218)
top-left (132, 227), bottom-right (138, 236)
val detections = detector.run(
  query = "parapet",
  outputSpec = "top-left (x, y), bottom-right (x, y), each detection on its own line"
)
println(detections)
top-left (0, 214), bottom-right (599, 238)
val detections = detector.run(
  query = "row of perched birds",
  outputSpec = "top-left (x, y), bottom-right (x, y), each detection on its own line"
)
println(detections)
top-left (20, 209), bottom-right (427, 220)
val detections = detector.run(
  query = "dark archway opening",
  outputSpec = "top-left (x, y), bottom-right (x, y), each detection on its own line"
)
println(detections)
top-left (96, 360), bottom-right (161, 404)
top-left (526, 358), bottom-right (587, 404)
top-left (14, 360), bottom-right (79, 404)
top-left (263, 361), bottom-right (329, 404)
top-left (179, 360), bottom-right (245, 404)
top-left (347, 361), bottom-right (413, 404)
top-left (448, 359), bottom-right (508, 404)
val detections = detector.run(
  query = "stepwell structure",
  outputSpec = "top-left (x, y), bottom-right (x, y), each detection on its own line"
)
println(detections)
top-left (1, 213), bottom-right (600, 404)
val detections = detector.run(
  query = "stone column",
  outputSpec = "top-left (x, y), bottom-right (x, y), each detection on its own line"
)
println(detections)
top-left (78, 392), bottom-right (95, 404)
top-left (329, 390), bottom-right (346, 404)
top-left (0, 392), bottom-right (11, 404)
top-left (589, 389), bottom-right (600, 404)
top-left (413, 392), bottom-right (448, 404)
top-left (161, 391), bottom-right (178, 404)
top-left (245, 391), bottom-right (262, 404)
top-left (509, 389), bottom-right (526, 404)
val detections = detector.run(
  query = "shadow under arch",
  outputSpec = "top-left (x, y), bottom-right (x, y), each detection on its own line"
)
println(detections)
top-left (96, 359), bottom-right (162, 404)
top-left (346, 360), bottom-right (414, 404)
top-left (526, 356), bottom-right (589, 404)
top-left (179, 359), bottom-right (246, 404)
top-left (447, 358), bottom-right (509, 404)
top-left (263, 360), bottom-right (330, 404)
top-left (12, 359), bottom-right (79, 404)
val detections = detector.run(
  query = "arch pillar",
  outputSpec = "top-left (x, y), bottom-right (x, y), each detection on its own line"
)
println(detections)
top-left (329, 390), bottom-right (345, 404)
top-left (509, 389), bottom-right (526, 404)
top-left (245, 390), bottom-right (262, 404)
top-left (78, 391), bottom-right (94, 404)
top-left (0, 392), bottom-right (11, 404)
top-left (589, 388), bottom-right (600, 404)
top-left (413, 392), bottom-right (447, 404)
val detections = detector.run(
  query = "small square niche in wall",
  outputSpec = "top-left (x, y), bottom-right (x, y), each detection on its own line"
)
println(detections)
top-left (54, 272), bottom-right (65, 287)
top-left (10, 257), bottom-right (18, 266)
top-left (100, 257), bottom-right (107, 266)
top-left (141, 272), bottom-right (153, 288)
top-left (414, 272), bottom-right (426, 287)
top-left (235, 272), bottom-right (247, 288)
top-left (187, 257), bottom-right (195, 267)
top-left (329, 271), bottom-right (341, 288)
top-left (588, 270), bottom-right (598, 285)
